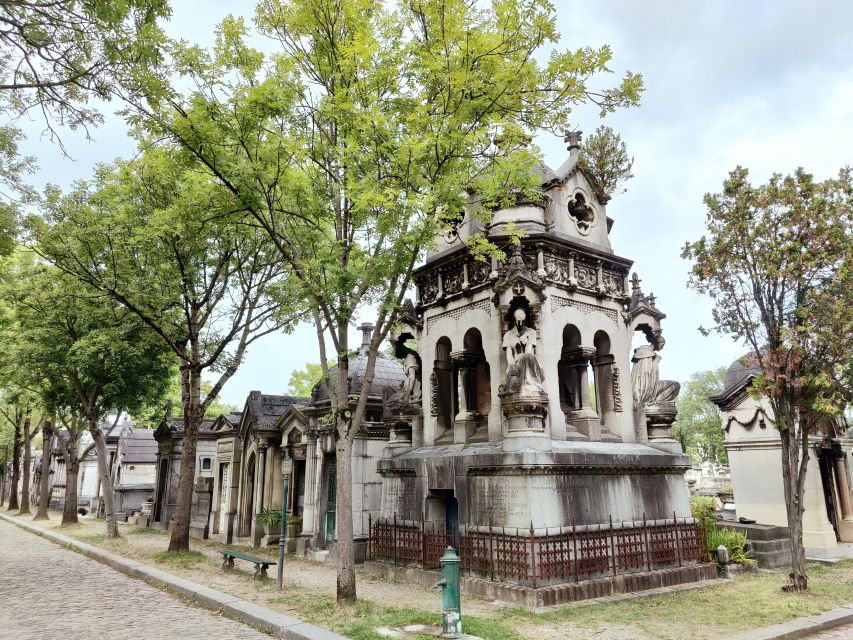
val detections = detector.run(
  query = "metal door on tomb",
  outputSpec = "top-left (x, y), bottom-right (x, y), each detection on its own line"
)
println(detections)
top-left (219, 463), bottom-right (230, 532)
top-left (324, 459), bottom-right (337, 545)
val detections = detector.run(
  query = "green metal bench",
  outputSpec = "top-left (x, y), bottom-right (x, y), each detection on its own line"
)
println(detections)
top-left (219, 550), bottom-right (276, 580)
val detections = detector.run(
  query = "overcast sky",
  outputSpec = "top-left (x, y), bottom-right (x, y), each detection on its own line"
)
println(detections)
top-left (16, 1), bottom-right (853, 407)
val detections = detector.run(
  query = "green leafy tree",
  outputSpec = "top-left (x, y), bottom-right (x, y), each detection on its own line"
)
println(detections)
top-left (123, 0), bottom-right (642, 602)
top-left (683, 166), bottom-right (853, 592)
top-left (134, 372), bottom-right (238, 427)
top-left (2, 250), bottom-right (173, 534)
top-left (0, 0), bottom-right (170, 254)
top-left (33, 146), bottom-right (296, 550)
top-left (286, 362), bottom-right (333, 398)
top-left (579, 125), bottom-right (634, 199)
top-left (672, 368), bottom-right (727, 464)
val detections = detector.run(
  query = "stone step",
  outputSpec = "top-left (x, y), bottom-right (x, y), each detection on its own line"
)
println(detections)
top-left (747, 538), bottom-right (790, 554)
top-left (750, 549), bottom-right (793, 569)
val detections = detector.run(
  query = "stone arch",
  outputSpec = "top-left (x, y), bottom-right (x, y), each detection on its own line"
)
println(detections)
top-left (453, 328), bottom-right (490, 442)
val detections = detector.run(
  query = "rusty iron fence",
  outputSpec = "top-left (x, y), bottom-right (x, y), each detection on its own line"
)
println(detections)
top-left (368, 513), bottom-right (709, 588)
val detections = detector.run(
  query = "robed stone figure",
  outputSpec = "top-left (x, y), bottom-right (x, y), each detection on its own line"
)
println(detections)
top-left (501, 308), bottom-right (546, 397)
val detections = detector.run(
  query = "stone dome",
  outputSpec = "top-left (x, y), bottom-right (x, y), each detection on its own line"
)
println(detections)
top-left (723, 353), bottom-right (762, 393)
top-left (311, 324), bottom-right (405, 404)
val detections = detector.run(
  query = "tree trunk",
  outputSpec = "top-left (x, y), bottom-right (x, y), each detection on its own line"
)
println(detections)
top-left (168, 366), bottom-right (201, 552)
top-left (33, 422), bottom-right (54, 520)
top-left (19, 413), bottom-right (32, 515)
top-left (92, 424), bottom-right (120, 538)
top-left (779, 423), bottom-right (809, 591)
top-left (335, 431), bottom-right (356, 604)
top-left (7, 420), bottom-right (21, 511)
top-left (61, 432), bottom-right (81, 526)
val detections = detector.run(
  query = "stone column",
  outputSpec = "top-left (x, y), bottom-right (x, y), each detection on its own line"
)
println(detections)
top-left (563, 346), bottom-right (600, 440)
top-left (452, 352), bottom-right (484, 443)
top-left (593, 353), bottom-right (620, 442)
top-left (256, 443), bottom-right (268, 514)
top-left (298, 434), bottom-right (318, 554)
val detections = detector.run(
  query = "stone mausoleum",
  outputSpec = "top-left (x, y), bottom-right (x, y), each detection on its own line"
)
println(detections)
top-left (369, 134), bottom-right (714, 606)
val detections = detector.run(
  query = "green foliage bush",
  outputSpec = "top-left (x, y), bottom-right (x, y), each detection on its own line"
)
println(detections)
top-left (690, 495), bottom-right (718, 522)
top-left (256, 508), bottom-right (282, 527)
top-left (708, 527), bottom-right (753, 564)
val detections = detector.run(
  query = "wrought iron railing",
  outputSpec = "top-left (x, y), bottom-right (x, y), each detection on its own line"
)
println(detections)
top-left (368, 513), bottom-right (710, 588)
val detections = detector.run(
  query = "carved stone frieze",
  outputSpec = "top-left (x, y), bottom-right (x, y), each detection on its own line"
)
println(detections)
top-left (576, 264), bottom-right (597, 289)
top-left (425, 298), bottom-right (493, 332)
top-left (612, 366), bottom-right (623, 412)
top-left (443, 268), bottom-right (463, 295)
top-left (467, 464), bottom-right (690, 477)
top-left (429, 371), bottom-right (439, 416)
top-left (551, 296), bottom-right (619, 323)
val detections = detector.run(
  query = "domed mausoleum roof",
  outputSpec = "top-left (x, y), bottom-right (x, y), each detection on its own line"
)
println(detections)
top-left (311, 323), bottom-right (405, 404)
top-left (723, 352), bottom-right (762, 394)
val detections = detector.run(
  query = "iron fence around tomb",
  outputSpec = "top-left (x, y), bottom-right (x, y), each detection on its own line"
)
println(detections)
top-left (368, 513), bottom-right (710, 588)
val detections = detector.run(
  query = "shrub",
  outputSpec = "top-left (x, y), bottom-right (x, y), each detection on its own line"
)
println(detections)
top-left (708, 526), bottom-right (753, 564)
top-left (690, 495), bottom-right (718, 522)
top-left (256, 508), bottom-right (283, 527)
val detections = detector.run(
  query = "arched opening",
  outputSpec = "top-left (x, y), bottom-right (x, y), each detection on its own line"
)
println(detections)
top-left (559, 324), bottom-right (599, 440)
top-left (559, 324), bottom-right (582, 414)
top-left (451, 328), bottom-right (490, 442)
top-left (433, 337), bottom-right (454, 443)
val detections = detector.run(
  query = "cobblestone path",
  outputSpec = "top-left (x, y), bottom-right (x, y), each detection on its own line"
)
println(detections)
top-left (0, 519), bottom-right (272, 640)
top-left (807, 623), bottom-right (853, 639)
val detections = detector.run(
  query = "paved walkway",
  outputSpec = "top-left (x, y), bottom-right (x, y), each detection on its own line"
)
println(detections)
top-left (806, 623), bottom-right (853, 638)
top-left (0, 518), bottom-right (272, 640)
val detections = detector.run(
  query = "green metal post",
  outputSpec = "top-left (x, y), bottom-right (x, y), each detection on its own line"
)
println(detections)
top-left (432, 546), bottom-right (462, 638)
top-left (277, 452), bottom-right (291, 591)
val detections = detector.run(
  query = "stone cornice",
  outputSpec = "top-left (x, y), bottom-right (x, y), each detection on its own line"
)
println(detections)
top-left (467, 463), bottom-right (690, 476)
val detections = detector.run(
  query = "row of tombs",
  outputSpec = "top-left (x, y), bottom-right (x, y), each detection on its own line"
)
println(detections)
top-left (18, 143), bottom-right (852, 604)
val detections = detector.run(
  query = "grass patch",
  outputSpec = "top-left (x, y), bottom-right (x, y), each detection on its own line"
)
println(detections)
top-left (127, 527), bottom-right (167, 536)
top-left (152, 549), bottom-right (206, 568)
top-left (495, 561), bottom-right (853, 640)
top-left (78, 533), bottom-right (107, 543)
top-left (275, 593), bottom-right (520, 640)
top-left (65, 543), bottom-right (84, 554)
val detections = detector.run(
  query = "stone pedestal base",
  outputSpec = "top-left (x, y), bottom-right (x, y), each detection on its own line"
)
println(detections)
top-left (646, 403), bottom-right (679, 442)
top-left (567, 408), bottom-right (601, 440)
top-left (454, 413), bottom-right (488, 444)
top-left (838, 517), bottom-right (853, 543)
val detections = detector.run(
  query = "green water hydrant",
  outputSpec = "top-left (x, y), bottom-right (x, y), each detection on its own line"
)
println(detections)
top-left (432, 546), bottom-right (462, 639)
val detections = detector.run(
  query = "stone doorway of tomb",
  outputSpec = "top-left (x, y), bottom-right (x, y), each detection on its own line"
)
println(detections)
top-left (426, 489), bottom-right (459, 548)
top-left (242, 452), bottom-right (256, 538)
top-left (153, 459), bottom-right (168, 522)
top-left (323, 457), bottom-right (337, 547)
top-left (818, 446), bottom-right (853, 543)
top-left (218, 463), bottom-right (230, 533)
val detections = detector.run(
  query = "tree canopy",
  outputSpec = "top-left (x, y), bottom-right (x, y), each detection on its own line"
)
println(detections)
top-left (118, 0), bottom-right (643, 601)
top-left (672, 367), bottom-right (727, 464)
top-left (683, 165), bottom-right (853, 591)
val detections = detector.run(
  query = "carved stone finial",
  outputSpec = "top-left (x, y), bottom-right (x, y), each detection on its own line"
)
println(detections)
top-left (647, 292), bottom-right (657, 308)
top-left (630, 272), bottom-right (642, 295)
top-left (564, 129), bottom-right (583, 153)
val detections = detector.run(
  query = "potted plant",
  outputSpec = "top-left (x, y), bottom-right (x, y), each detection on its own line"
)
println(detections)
top-left (255, 508), bottom-right (283, 536)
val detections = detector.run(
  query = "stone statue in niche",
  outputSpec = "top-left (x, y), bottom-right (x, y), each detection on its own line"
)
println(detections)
top-left (385, 341), bottom-right (422, 416)
top-left (401, 351), bottom-right (422, 405)
top-left (630, 345), bottom-right (680, 406)
top-left (500, 307), bottom-right (546, 397)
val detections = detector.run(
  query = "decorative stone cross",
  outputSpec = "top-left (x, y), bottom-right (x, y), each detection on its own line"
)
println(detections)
top-left (512, 282), bottom-right (525, 296)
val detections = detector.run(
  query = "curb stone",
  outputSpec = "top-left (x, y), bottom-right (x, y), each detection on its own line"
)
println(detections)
top-left (726, 605), bottom-right (853, 640)
top-left (0, 513), bottom-right (348, 640)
